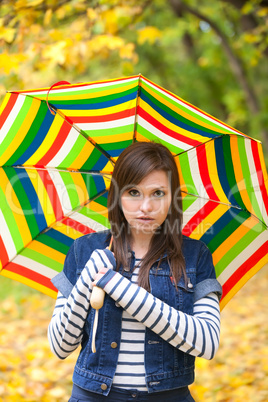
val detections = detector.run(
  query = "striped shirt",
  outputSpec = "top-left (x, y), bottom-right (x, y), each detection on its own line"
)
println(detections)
top-left (113, 261), bottom-right (147, 390)
top-left (48, 249), bottom-right (221, 391)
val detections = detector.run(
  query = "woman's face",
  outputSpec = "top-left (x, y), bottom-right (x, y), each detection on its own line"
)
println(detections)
top-left (120, 170), bottom-right (172, 236)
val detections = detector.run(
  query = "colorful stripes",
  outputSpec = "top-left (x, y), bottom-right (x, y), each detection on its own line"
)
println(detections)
top-left (0, 75), bottom-right (267, 306)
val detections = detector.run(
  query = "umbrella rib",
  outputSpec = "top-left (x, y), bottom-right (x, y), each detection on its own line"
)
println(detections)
top-left (49, 104), bottom-right (117, 166)
top-left (133, 73), bottom-right (142, 143)
top-left (181, 191), bottom-right (268, 229)
top-left (5, 189), bottom-right (109, 266)
top-left (11, 165), bottom-right (112, 179)
top-left (173, 136), bottom-right (223, 157)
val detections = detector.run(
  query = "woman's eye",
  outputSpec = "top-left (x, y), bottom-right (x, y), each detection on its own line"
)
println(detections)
top-left (129, 189), bottom-right (140, 197)
top-left (154, 190), bottom-right (165, 197)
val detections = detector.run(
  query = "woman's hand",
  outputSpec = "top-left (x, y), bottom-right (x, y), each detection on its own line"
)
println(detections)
top-left (93, 267), bottom-right (110, 286)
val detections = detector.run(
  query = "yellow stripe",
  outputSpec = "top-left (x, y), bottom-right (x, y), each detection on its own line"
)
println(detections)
top-left (190, 203), bottom-right (228, 240)
top-left (0, 170), bottom-right (32, 247)
top-left (28, 241), bottom-right (65, 264)
top-left (28, 169), bottom-right (56, 226)
top-left (68, 140), bottom-right (95, 170)
top-left (54, 222), bottom-right (85, 240)
top-left (230, 136), bottom-right (252, 212)
top-left (139, 99), bottom-right (213, 144)
top-left (220, 260), bottom-right (268, 310)
top-left (69, 172), bottom-right (89, 206)
top-left (0, 99), bottom-right (41, 165)
top-left (25, 114), bottom-right (65, 166)
top-left (86, 200), bottom-right (108, 218)
top-left (90, 132), bottom-right (133, 144)
top-left (61, 99), bottom-right (137, 117)
top-left (0, 269), bottom-right (57, 299)
top-left (0, 92), bottom-right (11, 115)
top-left (212, 217), bottom-right (257, 266)
top-left (141, 81), bottom-right (228, 134)
top-left (205, 141), bottom-right (230, 204)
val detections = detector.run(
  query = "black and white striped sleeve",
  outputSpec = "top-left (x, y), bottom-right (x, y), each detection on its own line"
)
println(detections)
top-left (48, 249), bottom-right (115, 359)
top-left (97, 271), bottom-right (221, 360)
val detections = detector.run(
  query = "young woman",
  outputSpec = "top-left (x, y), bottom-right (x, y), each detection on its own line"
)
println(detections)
top-left (48, 142), bottom-right (222, 402)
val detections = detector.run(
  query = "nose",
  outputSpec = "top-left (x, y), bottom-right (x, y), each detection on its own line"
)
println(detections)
top-left (140, 196), bottom-right (153, 213)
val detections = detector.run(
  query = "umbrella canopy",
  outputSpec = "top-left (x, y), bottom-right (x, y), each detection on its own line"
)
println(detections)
top-left (0, 75), bottom-right (267, 309)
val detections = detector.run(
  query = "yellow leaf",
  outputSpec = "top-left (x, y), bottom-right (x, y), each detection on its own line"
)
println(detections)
top-left (0, 52), bottom-right (27, 74)
top-left (44, 9), bottom-right (52, 26)
top-left (137, 26), bottom-right (162, 45)
top-left (0, 26), bottom-right (16, 43)
top-left (87, 7), bottom-right (98, 21)
top-left (119, 43), bottom-right (135, 59)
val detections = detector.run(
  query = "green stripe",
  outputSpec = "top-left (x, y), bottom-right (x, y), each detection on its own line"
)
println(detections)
top-left (237, 136), bottom-right (263, 220)
top-left (6, 101), bottom-right (47, 165)
top-left (4, 168), bottom-right (40, 238)
top-left (207, 210), bottom-right (249, 254)
top-left (58, 172), bottom-right (79, 210)
top-left (20, 248), bottom-right (63, 271)
top-left (0, 96), bottom-right (32, 160)
top-left (36, 235), bottom-right (69, 255)
top-left (182, 194), bottom-right (199, 212)
top-left (101, 139), bottom-right (133, 152)
top-left (222, 136), bottom-right (245, 209)
top-left (84, 123), bottom-right (134, 138)
top-left (81, 174), bottom-right (98, 198)
top-left (51, 86), bottom-right (138, 106)
top-left (80, 207), bottom-right (110, 228)
top-left (0, 182), bottom-right (24, 252)
top-left (177, 152), bottom-right (198, 195)
top-left (80, 147), bottom-right (106, 171)
top-left (136, 124), bottom-right (184, 154)
top-left (142, 80), bottom-right (232, 134)
top-left (214, 224), bottom-right (262, 276)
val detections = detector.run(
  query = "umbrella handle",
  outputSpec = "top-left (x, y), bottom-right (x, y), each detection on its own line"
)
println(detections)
top-left (91, 287), bottom-right (105, 353)
top-left (91, 237), bottom-right (113, 353)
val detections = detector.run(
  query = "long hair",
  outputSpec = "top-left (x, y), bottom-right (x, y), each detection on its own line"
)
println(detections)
top-left (108, 141), bottom-right (185, 291)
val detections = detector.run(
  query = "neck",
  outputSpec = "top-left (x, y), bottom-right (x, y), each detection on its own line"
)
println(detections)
top-left (130, 230), bottom-right (153, 259)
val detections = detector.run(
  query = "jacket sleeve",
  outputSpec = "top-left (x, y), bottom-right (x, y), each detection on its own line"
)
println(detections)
top-left (96, 268), bottom-right (221, 360)
top-left (48, 249), bottom-right (115, 359)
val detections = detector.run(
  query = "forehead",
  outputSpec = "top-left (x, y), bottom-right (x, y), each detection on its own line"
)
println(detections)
top-left (136, 170), bottom-right (170, 188)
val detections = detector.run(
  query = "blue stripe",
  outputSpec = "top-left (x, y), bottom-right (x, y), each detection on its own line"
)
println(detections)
top-left (132, 292), bottom-right (149, 318)
top-left (124, 287), bottom-right (140, 309)
top-left (52, 91), bottom-right (137, 110)
top-left (199, 208), bottom-right (241, 245)
top-left (14, 168), bottom-right (47, 231)
top-left (214, 137), bottom-right (240, 206)
top-left (15, 109), bottom-right (55, 165)
top-left (140, 90), bottom-right (218, 139)
top-left (45, 228), bottom-right (74, 247)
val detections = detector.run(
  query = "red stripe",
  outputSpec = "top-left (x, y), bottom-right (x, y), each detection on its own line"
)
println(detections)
top-left (71, 107), bottom-right (136, 124)
top-left (37, 120), bottom-right (71, 167)
top-left (38, 170), bottom-right (64, 221)
top-left (4, 262), bottom-right (58, 292)
top-left (0, 235), bottom-right (9, 268)
top-left (138, 107), bottom-right (201, 147)
top-left (196, 145), bottom-right (219, 201)
top-left (62, 217), bottom-right (95, 235)
top-left (0, 93), bottom-right (19, 130)
top-left (182, 200), bottom-right (218, 237)
top-left (251, 141), bottom-right (268, 216)
top-left (221, 241), bottom-right (268, 301)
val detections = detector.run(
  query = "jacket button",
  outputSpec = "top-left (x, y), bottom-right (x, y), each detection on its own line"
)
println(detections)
top-left (115, 302), bottom-right (120, 307)
top-left (101, 383), bottom-right (107, 390)
top-left (111, 342), bottom-right (118, 348)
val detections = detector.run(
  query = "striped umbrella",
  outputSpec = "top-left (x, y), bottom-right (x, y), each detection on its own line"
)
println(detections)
top-left (0, 75), bottom-right (267, 309)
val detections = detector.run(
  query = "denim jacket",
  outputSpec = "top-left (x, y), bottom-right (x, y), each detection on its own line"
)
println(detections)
top-left (52, 230), bottom-right (222, 395)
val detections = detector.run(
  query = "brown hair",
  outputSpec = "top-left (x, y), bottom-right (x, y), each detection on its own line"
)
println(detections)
top-left (108, 141), bottom-right (185, 290)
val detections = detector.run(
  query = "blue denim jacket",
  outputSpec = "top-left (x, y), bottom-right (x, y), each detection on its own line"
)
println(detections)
top-left (52, 230), bottom-right (222, 395)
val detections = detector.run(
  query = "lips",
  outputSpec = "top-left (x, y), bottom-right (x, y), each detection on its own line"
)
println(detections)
top-left (136, 216), bottom-right (154, 221)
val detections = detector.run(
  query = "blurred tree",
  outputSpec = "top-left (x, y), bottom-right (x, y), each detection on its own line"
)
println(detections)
top-left (0, 0), bottom-right (267, 159)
